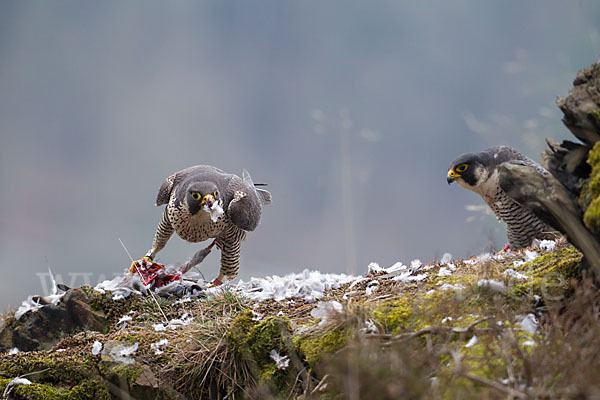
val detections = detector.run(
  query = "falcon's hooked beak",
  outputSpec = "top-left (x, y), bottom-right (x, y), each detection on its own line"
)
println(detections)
top-left (201, 194), bottom-right (215, 208)
top-left (447, 169), bottom-right (460, 184)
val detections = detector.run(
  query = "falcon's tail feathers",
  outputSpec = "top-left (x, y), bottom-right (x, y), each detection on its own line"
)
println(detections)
top-left (256, 188), bottom-right (272, 205)
top-left (242, 169), bottom-right (272, 205)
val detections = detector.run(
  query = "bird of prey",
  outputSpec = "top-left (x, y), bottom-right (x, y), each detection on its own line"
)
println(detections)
top-left (447, 146), bottom-right (554, 250)
top-left (131, 165), bottom-right (271, 285)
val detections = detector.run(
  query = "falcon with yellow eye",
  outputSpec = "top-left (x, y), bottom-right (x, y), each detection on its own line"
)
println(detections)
top-left (130, 165), bottom-right (272, 286)
top-left (447, 146), bottom-right (556, 250)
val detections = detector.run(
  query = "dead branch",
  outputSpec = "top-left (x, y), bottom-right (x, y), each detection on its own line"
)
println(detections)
top-left (459, 372), bottom-right (529, 399)
top-left (367, 317), bottom-right (493, 343)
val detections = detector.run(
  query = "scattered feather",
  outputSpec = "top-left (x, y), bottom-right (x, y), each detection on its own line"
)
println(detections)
top-left (536, 239), bottom-right (556, 252)
top-left (14, 268), bottom-right (64, 320)
top-left (465, 336), bottom-right (478, 348)
top-left (269, 349), bottom-right (290, 370)
top-left (516, 314), bottom-right (538, 334)
top-left (439, 283), bottom-right (465, 291)
top-left (360, 319), bottom-right (379, 334)
top-left (151, 339), bottom-right (169, 355)
top-left (173, 297), bottom-right (192, 305)
top-left (92, 341), bottom-right (103, 356)
top-left (119, 342), bottom-right (139, 357)
top-left (503, 269), bottom-right (529, 280)
top-left (153, 313), bottom-right (194, 331)
top-left (311, 300), bottom-right (343, 325)
top-left (367, 262), bottom-right (383, 273)
top-left (251, 311), bottom-right (263, 321)
top-left (384, 262), bottom-right (405, 273)
top-left (477, 279), bottom-right (506, 293)
top-left (235, 269), bottom-right (357, 302)
top-left (7, 378), bottom-right (32, 388)
top-left (116, 315), bottom-right (133, 329)
top-left (524, 250), bottom-right (539, 262)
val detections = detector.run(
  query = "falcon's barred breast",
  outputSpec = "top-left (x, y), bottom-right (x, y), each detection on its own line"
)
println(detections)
top-left (447, 146), bottom-right (555, 249)
top-left (135, 165), bottom-right (271, 284)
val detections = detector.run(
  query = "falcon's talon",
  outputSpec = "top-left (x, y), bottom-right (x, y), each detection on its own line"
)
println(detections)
top-left (129, 256), bottom-right (157, 276)
top-left (213, 277), bottom-right (223, 286)
top-left (498, 244), bottom-right (510, 254)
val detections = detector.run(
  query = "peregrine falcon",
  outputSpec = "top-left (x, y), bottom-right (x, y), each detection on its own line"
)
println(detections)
top-left (447, 146), bottom-right (554, 249)
top-left (131, 165), bottom-right (271, 285)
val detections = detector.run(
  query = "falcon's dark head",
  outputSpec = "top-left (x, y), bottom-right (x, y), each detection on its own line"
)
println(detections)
top-left (186, 181), bottom-right (221, 215)
top-left (447, 151), bottom-right (489, 190)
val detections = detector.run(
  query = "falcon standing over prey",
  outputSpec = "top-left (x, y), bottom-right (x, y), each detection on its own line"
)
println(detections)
top-left (131, 165), bottom-right (272, 285)
top-left (447, 146), bottom-right (555, 250)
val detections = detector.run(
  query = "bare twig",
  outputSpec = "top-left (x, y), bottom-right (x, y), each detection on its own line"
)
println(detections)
top-left (368, 317), bottom-right (493, 343)
top-left (449, 343), bottom-right (530, 399)
top-left (310, 374), bottom-right (330, 395)
top-left (287, 366), bottom-right (308, 400)
top-left (460, 372), bottom-right (529, 399)
top-left (364, 293), bottom-right (395, 303)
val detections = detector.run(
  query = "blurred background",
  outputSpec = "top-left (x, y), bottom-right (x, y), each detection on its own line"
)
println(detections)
top-left (1, 1), bottom-right (600, 308)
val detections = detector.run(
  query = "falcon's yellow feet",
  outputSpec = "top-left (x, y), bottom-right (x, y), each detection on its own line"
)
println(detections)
top-left (498, 244), bottom-right (510, 254)
top-left (210, 273), bottom-right (225, 287)
top-left (130, 256), bottom-right (158, 275)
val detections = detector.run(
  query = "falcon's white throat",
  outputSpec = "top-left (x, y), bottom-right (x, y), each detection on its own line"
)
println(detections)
top-left (203, 201), bottom-right (224, 223)
top-left (458, 165), bottom-right (491, 195)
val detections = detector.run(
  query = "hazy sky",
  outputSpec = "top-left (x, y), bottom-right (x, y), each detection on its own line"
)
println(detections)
top-left (1, 1), bottom-right (599, 308)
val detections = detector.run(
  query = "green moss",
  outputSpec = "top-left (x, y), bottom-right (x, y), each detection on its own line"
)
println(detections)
top-left (63, 381), bottom-right (111, 400)
top-left (370, 283), bottom-right (487, 337)
top-left (584, 142), bottom-right (600, 232)
top-left (584, 197), bottom-right (600, 233)
top-left (227, 310), bottom-right (256, 349)
top-left (0, 353), bottom-right (98, 383)
top-left (6, 381), bottom-right (63, 400)
top-left (460, 337), bottom-right (508, 380)
top-left (0, 378), bottom-right (110, 400)
top-left (372, 298), bottom-right (412, 334)
top-left (294, 327), bottom-right (349, 368)
top-left (84, 287), bottom-right (145, 323)
top-left (512, 246), bottom-right (581, 299)
top-left (99, 363), bottom-right (143, 384)
top-left (227, 312), bottom-right (295, 395)
top-left (591, 110), bottom-right (600, 128)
